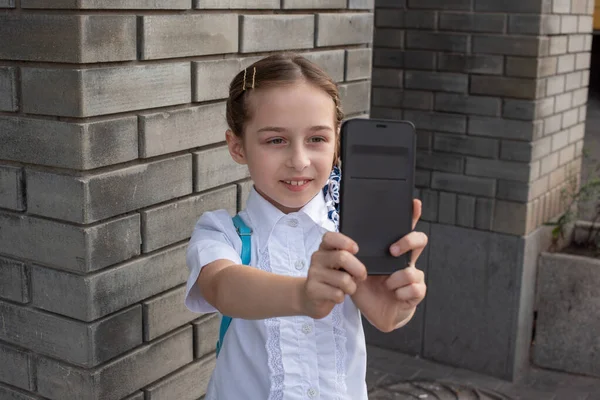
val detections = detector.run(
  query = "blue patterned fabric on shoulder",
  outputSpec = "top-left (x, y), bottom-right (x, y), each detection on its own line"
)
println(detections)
top-left (323, 166), bottom-right (341, 231)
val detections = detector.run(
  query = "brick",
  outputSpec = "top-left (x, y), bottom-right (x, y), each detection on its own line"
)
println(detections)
top-left (28, 155), bottom-right (192, 224)
top-left (237, 179), bottom-right (253, 211)
top-left (506, 56), bottom-right (557, 78)
top-left (551, 129), bottom-right (570, 151)
top-left (124, 393), bottom-right (144, 400)
top-left (144, 356), bottom-right (215, 400)
top-left (0, 165), bottom-right (24, 211)
top-left (552, 0), bottom-right (571, 13)
top-left (554, 92), bottom-right (573, 112)
top-left (469, 117), bottom-right (543, 141)
top-left (433, 133), bottom-right (498, 158)
top-left (474, 0), bottom-right (545, 12)
top-left (317, 13), bottom-right (373, 47)
top-left (31, 243), bottom-right (188, 321)
top-left (497, 180), bottom-right (529, 202)
top-left (141, 15), bottom-right (237, 60)
top-left (540, 152), bottom-right (559, 175)
top-left (466, 157), bottom-right (532, 182)
top-left (438, 53), bottom-right (503, 75)
top-left (0, 300), bottom-right (142, 367)
top-left (431, 172), bottom-right (496, 197)
top-left (435, 93), bottom-right (500, 116)
top-left (374, 28), bottom-right (404, 48)
top-left (472, 35), bottom-right (543, 57)
top-left (0, 343), bottom-right (31, 390)
top-left (195, 0), bottom-right (278, 7)
top-left (283, 0), bottom-right (345, 7)
top-left (376, 9), bottom-right (437, 29)
top-left (372, 49), bottom-right (404, 68)
top-left (572, 88), bottom-right (588, 107)
top-left (420, 189), bottom-right (439, 222)
top-left (304, 50), bottom-right (346, 83)
top-left (0, 15), bottom-right (136, 63)
top-left (549, 37), bottom-right (568, 57)
top-left (440, 12), bottom-right (505, 33)
top-left (415, 131), bottom-right (432, 151)
top-left (415, 169), bottom-right (431, 187)
top-left (578, 105), bottom-right (587, 123)
top-left (0, 0), bottom-right (14, 6)
top-left (0, 67), bottom-right (17, 111)
top-left (0, 116), bottom-right (138, 170)
top-left (572, 0), bottom-right (590, 13)
top-left (546, 75), bottom-right (566, 96)
top-left (349, 0), bottom-right (374, 8)
top-left (569, 123), bottom-right (586, 144)
top-left (0, 385), bottom-right (40, 400)
top-left (371, 68), bottom-right (403, 87)
top-left (339, 81), bottom-right (371, 115)
top-left (500, 140), bottom-right (533, 163)
top-left (568, 35), bottom-right (586, 53)
top-left (508, 15), bottom-right (545, 35)
top-left (558, 143), bottom-right (576, 165)
top-left (192, 315), bottom-right (220, 361)
top-left (475, 198), bottom-right (495, 230)
top-left (345, 48), bottom-right (373, 81)
top-left (374, 9), bottom-right (403, 28)
top-left (416, 152), bottom-right (463, 173)
top-left (543, 114), bottom-right (563, 136)
top-left (0, 213), bottom-right (140, 274)
top-left (22, 64), bottom-right (191, 117)
top-left (404, 110), bottom-right (467, 134)
top-left (408, 0), bottom-right (470, 9)
top-left (471, 75), bottom-right (541, 100)
top-left (403, 51), bottom-right (437, 70)
top-left (372, 89), bottom-right (432, 110)
top-left (578, 15), bottom-right (594, 32)
top-left (193, 58), bottom-right (241, 103)
top-left (192, 146), bottom-right (249, 195)
top-left (492, 200), bottom-right (527, 235)
top-left (143, 285), bottom-right (199, 342)
top-left (405, 71), bottom-right (468, 93)
top-left (0, 257), bottom-right (28, 303)
top-left (370, 107), bottom-right (403, 119)
top-left (141, 186), bottom-right (237, 253)
top-left (502, 98), bottom-right (555, 121)
top-left (22, 0), bottom-right (190, 8)
top-left (375, 0), bottom-right (406, 7)
top-left (455, 195), bottom-right (476, 228)
top-left (532, 136), bottom-right (553, 160)
top-left (241, 15), bottom-right (314, 53)
top-left (560, 15), bottom-right (579, 34)
top-left (437, 192), bottom-right (457, 225)
top-left (542, 15), bottom-right (562, 35)
top-left (583, 34), bottom-right (593, 51)
top-left (406, 31), bottom-right (469, 52)
top-left (36, 326), bottom-right (193, 400)
top-left (575, 52), bottom-right (591, 70)
top-left (140, 103), bottom-right (227, 158)
top-left (562, 109), bottom-right (580, 129)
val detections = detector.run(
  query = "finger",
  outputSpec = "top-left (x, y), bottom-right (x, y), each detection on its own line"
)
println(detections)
top-left (385, 265), bottom-right (424, 291)
top-left (412, 199), bottom-right (422, 230)
top-left (319, 231), bottom-right (358, 254)
top-left (315, 249), bottom-right (367, 282)
top-left (390, 231), bottom-right (428, 259)
top-left (394, 282), bottom-right (427, 305)
top-left (316, 268), bottom-right (358, 295)
top-left (309, 281), bottom-right (346, 304)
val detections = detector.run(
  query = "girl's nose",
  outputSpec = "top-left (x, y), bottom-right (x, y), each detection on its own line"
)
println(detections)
top-left (287, 145), bottom-right (310, 171)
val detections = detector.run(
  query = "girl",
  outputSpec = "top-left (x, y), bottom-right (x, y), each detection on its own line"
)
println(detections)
top-left (185, 53), bottom-right (428, 399)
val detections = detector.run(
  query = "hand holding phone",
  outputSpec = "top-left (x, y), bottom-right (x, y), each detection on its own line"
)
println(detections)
top-left (338, 118), bottom-right (416, 275)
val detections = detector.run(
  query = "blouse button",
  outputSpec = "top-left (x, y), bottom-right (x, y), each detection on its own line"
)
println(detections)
top-left (307, 388), bottom-right (318, 398)
top-left (301, 323), bottom-right (312, 334)
top-left (287, 218), bottom-right (299, 227)
top-left (294, 260), bottom-right (305, 270)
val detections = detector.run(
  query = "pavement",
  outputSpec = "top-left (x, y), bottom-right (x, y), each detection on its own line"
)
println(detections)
top-left (366, 345), bottom-right (600, 400)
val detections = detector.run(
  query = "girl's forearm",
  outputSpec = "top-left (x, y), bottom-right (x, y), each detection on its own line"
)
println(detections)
top-left (203, 263), bottom-right (307, 319)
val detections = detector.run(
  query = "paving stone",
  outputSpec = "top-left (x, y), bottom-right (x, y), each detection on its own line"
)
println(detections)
top-left (0, 14), bottom-right (136, 63)
top-left (193, 314), bottom-right (220, 359)
top-left (144, 355), bottom-right (216, 400)
top-left (140, 15), bottom-right (238, 60)
top-left (0, 212), bottom-right (140, 274)
top-left (0, 116), bottom-right (138, 170)
top-left (140, 102), bottom-right (227, 158)
top-left (0, 301), bottom-right (142, 367)
top-left (0, 256), bottom-right (29, 303)
top-left (143, 286), bottom-right (200, 341)
top-left (0, 343), bottom-right (31, 391)
top-left (141, 185), bottom-right (237, 253)
top-left (22, 0), bottom-right (190, 8)
top-left (0, 67), bottom-right (17, 111)
top-left (36, 326), bottom-right (194, 400)
top-left (27, 154), bottom-right (192, 224)
top-left (30, 244), bottom-right (189, 321)
top-left (22, 63), bottom-right (191, 117)
top-left (240, 15), bottom-right (314, 53)
top-left (317, 13), bottom-right (373, 47)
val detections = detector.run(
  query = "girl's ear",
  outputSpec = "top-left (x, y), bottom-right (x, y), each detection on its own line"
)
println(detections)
top-left (226, 130), bottom-right (247, 165)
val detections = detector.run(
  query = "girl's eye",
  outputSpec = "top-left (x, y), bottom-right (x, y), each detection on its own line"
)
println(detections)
top-left (309, 136), bottom-right (326, 143)
top-left (267, 138), bottom-right (285, 145)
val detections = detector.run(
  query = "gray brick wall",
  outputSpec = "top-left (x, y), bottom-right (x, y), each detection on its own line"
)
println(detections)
top-left (372, 0), bottom-right (594, 236)
top-left (0, 3), bottom-right (373, 399)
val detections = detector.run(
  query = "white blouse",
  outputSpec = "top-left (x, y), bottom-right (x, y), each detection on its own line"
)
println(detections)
top-left (185, 187), bottom-right (368, 400)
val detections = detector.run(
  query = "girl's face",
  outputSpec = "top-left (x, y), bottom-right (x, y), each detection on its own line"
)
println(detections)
top-left (226, 81), bottom-right (337, 214)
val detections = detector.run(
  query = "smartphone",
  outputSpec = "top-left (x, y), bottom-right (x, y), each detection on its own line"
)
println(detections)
top-left (338, 118), bottom-right (416, 275)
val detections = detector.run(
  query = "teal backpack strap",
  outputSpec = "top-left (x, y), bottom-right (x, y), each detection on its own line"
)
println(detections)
top-left (216, 214), bottom-right (252, 357)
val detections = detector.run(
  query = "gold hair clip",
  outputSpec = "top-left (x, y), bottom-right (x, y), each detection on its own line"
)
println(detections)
top-left (243, 68), bottom-right (247, 91)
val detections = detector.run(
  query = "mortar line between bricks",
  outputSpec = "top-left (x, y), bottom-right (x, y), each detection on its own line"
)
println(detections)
top-left (13, 8), bottom-right (373, 15)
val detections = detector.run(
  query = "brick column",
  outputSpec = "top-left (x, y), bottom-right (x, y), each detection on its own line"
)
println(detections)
top-left (0, 2), bottom-right (373, 399)
top-left (368, 0), bottom-right (594, 381)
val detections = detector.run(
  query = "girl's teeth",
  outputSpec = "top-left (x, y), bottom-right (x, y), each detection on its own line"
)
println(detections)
top-left (285, 180), bottom-right (307, 186)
